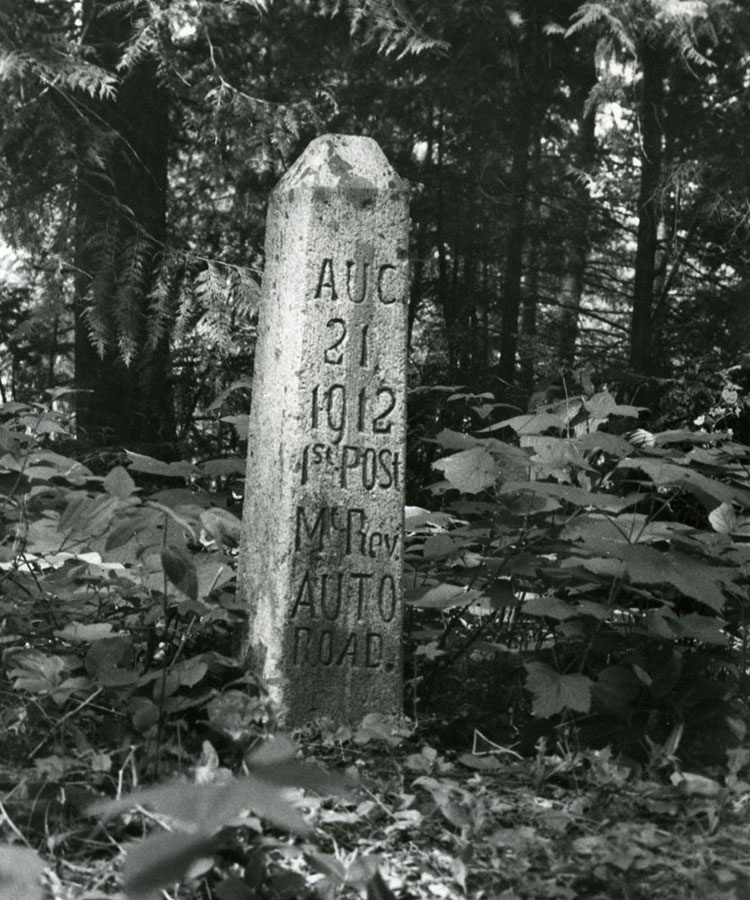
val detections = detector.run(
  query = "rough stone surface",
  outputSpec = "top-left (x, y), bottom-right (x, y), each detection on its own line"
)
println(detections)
top-left (237, 135), bottom-right (409, 727)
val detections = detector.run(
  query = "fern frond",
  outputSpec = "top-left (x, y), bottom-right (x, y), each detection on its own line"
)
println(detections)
top-left (173, 279), bottom-right (197, 345)
top-left (117, 19), bottom-right (159, 73)
top-left (194, 261), bottom-right (226, 309)
top-left (146, 250), bottom-right (183, 351)
top-left (566, 4), bottom-right (610, 38)
top-left (566, 4), bottom-right (636, 57)
top-left (228, 267), bottom-right (261, 320)
top-left (84, 215), bottom-right (119, 357)
top-left (84, 303), bottom-right (112, 359)
top-left (346, 0), bottom-right (448, 59)
top-left (114, 233), bottom-right (150, 365)
top-left (56, 58), bottom-right (118, 100)
top-left (0, 50), bottom-right (31, 83)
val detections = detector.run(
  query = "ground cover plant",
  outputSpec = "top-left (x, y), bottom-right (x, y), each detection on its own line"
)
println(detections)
top-left (3, 381), bottom-right (750, 899)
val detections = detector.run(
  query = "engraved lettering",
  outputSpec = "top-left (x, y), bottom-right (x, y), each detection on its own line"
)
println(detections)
top-left (326, 384), bottom-right (346, 443)
top-left (314, 257), bottom-right (337, 300)
top-left (350, 572), bottom-right (373, 619)
top-left (292, 571), bottom-right (316, 618)
top-left (302, 443), bottom-right (401, 491)
top-left (377, 264), bottom-right (397, 304)
top-left (295, 506), bottom-right (327, 551)
top-left (320, 572), bottom-right (343, 620)
top-left (373, 387), bottom-right (396, 434)
top-left (378, 574), bottom-right (397, 622)
top-left (292, 627), bottom-right (311, 664)
top-left (336, 632), bottom-right (358, 666)
top-left (346, 508), bottom-right (367, 555)
top-left (319, 630), bottom-right (333, 665)
top-left (362, 448), bottom-right (377, 490)
top-left (346, 259), bottom-right (370, 303)
top-left (324, 318), bottom-right (347, 364)
top-left (341, 445), bottom-right (360, 488)
top-left (383, 532), bottom-right (399, 558)
top-left (365, 632), bottom-right (383, 667)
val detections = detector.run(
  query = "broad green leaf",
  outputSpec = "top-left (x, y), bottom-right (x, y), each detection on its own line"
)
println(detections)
top-left (200, 458), bottom-right (246, 477)
top-left (522, 436), bottom-right (589, 478)
top-left (208, 691), bottom-right (267, 742)
top-left (523, 594), bottom-right (579, 620)
top-left (671, 771), bottom-right (722, 798)
top-left (583, 392), bottom-right (643, 420)
top-left (677, 613), bottom-right (727, 645)
top-left (54, 622), bottom-right (115, 643)
top-left (161, 545), bottom-right (199, 601)
top-left (500, 480), bottom-right (636, 512)
top-left (406, 583), bottom-right (484, 609)
top-left (122, 830), bottom-right (218, 900)
top-left (103, 465), bottom-right (137, 499)
top-left (484, 411), bottom-right (567, 435)
top-left (221, 415), bottom-right (249, 441)
top-left (86, 637), bottom-right (137, 685)
top-left (432, 448), bottom-right (500, 494)
top-left (575, 431), bottom-right (634, 458)
top-left (200, 508), bottom-right (241, 547)
top-left (195, 556), bottom-right (234, 597)
top-left (708, 501), bottom-right (736, 533)
top-left (0, 845), bottom-right (46, 900)
top-left (620, 458), bottom-right (750, 510)
top-left (206, 378), bottom-right (254, 412)
top-left (591, 665), bottom-right (641, 718)
top-left (458, 753), bottom-right (502, 771)
top-left (9, 650), bottom-right (66, 692)
top-left (126, 451), bottom-right (198, 479)
top-left (404, 506), bottom-right (456, 530)
top-left (147, 501), bottom-right (199, 542)
top-left (152, 488), bottom-right (212, 508)
top-left (562, 512), bottom-right (690, 544)
top-left (89, 776), bottom-right (311, 835)
top-left (421, 533), bottom-right (458, 559)
top-left (658, 429), bottom-right (732, 446)
top-left (60, 493), bottom-right (121, 539)
top-left (568, 543), bottom-right (733, 612)
top-left (89, 742), bottom-right (345, 837)
top-left (164, 657), bottom-right (209, 697)
top-left (524, 662), bottom-right (592, 717)
top-left (24, 516), bottom-right (65, 554)
top-left (433, 428), bottom-right (482, 450)
top-left (21, 450), bottom-right (92, 484)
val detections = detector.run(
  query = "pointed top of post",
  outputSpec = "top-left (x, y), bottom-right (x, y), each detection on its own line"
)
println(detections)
top-left (277, 134), bottom-right (405, 193)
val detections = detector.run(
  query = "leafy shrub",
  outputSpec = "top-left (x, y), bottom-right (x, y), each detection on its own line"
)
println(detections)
top-left (0, 393), bottom-right (398, 899)
top-left (0, 390), bottom-right (255, 777)
top-left (408, 385), bottom-right (750, 766)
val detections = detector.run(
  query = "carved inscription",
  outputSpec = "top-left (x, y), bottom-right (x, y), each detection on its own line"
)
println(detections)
top-left (301, 443), bottom-right (401, 489)
top-left (314, 257), bottom-right (400, 305)
top-left (289, 253), bottom-right (403, 671)
top-left (295, 506), bottom-right (400, 559)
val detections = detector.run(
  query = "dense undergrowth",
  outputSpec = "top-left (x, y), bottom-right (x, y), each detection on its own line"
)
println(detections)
top-left (3, 376), bottom-right (750, 898)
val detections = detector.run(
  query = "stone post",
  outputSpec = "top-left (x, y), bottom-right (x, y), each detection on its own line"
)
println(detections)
top-left (237, 135), bottom-right (409, 727)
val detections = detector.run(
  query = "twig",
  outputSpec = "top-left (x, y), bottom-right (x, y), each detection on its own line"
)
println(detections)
top-left (30, 687), bottom-right (103, 758)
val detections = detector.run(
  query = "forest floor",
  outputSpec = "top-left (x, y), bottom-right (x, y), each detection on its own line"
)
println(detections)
top-left (5, 709), bottom-right (750, 900)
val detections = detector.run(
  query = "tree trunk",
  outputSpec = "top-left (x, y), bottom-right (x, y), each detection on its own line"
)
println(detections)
top-left (519, 128), bottom-right (542, 389)
top-left (74, 0), bottom-right (174, 451)
top-left (499, 104), bottom-right (533, 385)
top-left (499, 14), bottom-right (542, 386)
top-left (558, 89), bottom-right (597, 369)
top-left (629, 40), bottom-right (665, 376)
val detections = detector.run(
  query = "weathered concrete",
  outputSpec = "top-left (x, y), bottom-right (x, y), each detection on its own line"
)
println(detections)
top-left (237, 135), bottom-right (409, 726)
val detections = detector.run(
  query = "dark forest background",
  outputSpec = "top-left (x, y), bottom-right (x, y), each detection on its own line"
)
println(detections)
top-left (1, 0), bottom-right (749, 453)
